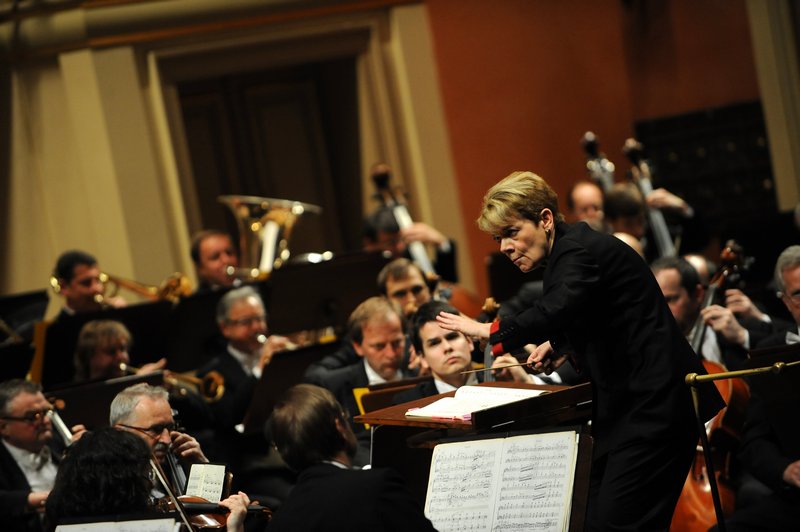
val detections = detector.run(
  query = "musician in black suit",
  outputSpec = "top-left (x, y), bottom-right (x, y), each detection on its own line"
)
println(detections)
top-left (394, 301), bottom-right (535, 404)
top-left (304, 297), bottom-right (409, 466)
top-left (436, 171), bottom-right (724, 531)
top-left (267, 383), bottom-right (435, 532)
top-left (189, 230), bottom-right (240, 293)
top-left (720, 245), bottom-right (800, 530)
top-left (195, 287), bottom-right (292, 477)
top-left (0, 380), bottom-right (63, 532)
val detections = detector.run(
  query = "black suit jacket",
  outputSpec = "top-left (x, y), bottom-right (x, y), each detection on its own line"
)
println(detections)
top-left (490, 222), bottom-right (724, 457)
top-left (267, 463), bottom-right (435, 532)
top-left (0, 440), bottom-right (63, 532)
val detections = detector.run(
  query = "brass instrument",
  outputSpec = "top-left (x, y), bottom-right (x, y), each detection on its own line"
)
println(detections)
top-left (49, 271), bottom-right (193, 304)
top-left (119, 363), bottom-right (225, 403)
top-left (98, 272), bottom-right (192, 304)
top-left (218, 195), bottom-right (322, 280)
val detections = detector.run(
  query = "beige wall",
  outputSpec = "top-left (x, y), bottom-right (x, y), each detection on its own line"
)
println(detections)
top-left (1, 1), bottom-right (470, 309)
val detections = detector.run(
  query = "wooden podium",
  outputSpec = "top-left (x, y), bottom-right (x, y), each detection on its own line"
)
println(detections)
top-left (355, 381), bottom-right (594, 531)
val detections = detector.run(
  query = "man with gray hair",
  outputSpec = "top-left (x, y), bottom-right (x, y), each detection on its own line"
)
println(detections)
top-left (110, 383), bottom-right (207, 470)
top-left (718, 245), bottom-right (800, 531)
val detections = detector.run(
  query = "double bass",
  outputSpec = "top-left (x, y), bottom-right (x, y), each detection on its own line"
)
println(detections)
top-left (671, 242), bottom-right (752, 531)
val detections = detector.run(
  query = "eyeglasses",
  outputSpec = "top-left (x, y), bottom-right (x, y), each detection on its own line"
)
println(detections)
top-left (226, 315), bottom-right (267, 327)
top-left (778, 291), bottom-right (800, 304)
top-left (2, 408), bottom-right (54, 424)
top-left (117, 422), bottom-right (177, 440)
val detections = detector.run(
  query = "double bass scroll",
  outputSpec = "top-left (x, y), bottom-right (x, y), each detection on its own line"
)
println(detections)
top-left (622, 138), bottom-right (677, 258)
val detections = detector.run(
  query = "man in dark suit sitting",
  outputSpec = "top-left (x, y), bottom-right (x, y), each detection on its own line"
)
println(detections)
top-left (394, 300), bottom-right (531, 404)
top-left (0, 380), bottom-right (64, 532)
top-left (304, 296), bottom-right (408, 466)
top-left (267, 383), bottom-right (435, 531)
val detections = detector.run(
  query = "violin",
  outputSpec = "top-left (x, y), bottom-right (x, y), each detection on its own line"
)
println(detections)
top-left (622, 138), bottom-right (677, 258)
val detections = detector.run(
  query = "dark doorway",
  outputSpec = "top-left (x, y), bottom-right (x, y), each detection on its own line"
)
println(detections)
top-left (177, 57), bottom-right (363, 259)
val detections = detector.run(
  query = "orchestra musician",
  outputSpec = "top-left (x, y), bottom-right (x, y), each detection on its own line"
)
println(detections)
top-left (363, 163), bottom-right (459, 283)
top-left (435, 171), bottom-right (724, 530)
top-left (16, 250), bottom-right (126, 343)
top-left (566, 179), bottom-right (607, 232)
top-left (267, 384), bottom-right (435, 531)
top-left (110, 384), bottom-right (208, 487)
top-left (304, 297), bottom-right (409, 466)
top-left (73, 320), bottom-right (166, 381)
top-left (714, 246), bottom-right (800, 531)
top-left (393, 301), bottom-right (533, 404)
top-left (195, 287), bottom-right (292, 480)
top-left (190, 229), bottom-right (240, 293)
top-left (377, 258), bottom-right (435, 318)
top-left (0, 379), bottom-right (81, 532)
top-left (44, 427), bottom-right (250, 532)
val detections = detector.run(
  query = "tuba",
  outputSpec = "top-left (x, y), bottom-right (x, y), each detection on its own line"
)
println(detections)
top-left (218, 195), bottom-right (322, 280)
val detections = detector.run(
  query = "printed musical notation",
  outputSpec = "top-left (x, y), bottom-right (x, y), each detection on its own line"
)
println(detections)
top-left (424, 431), bottom-right (578, 532)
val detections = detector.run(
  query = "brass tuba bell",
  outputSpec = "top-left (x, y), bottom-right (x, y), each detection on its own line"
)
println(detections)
top-left (218, 195), bottom-right (322, 281)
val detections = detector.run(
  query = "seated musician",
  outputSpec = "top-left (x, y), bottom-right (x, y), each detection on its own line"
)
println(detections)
top-left (73, 320), bottom-right (213, 451)
top-left (363, 163), bottom-right (458, 283)
top-left (73, 320), bottom-right (166, 381)
top-left (17, 250), bottom-right (126, 343)
top-left (393, 301), bottom-right (534, 404)
top-left (716, 245), bottom-right (800, 530)
top-left (110, 384), bottom-right (208, 489)
top-left (652, 256), bottom-right (765, 370)
top-left (190, 230), bottom-right (240, 293)
top-left (377, 258), bottom-right (435, 318)
top-left (304, 297), bottom-right (409, 466)
top-left (44, 427), bottom-right (249, 532)
top-left (0, 380), bottom-right (62, 532)
top-left (266, 383), bottom-right (435, 531)
top-left (195, 287), bottom-right (292, 477)
top-left (566, 179), bottom-right (607, 232)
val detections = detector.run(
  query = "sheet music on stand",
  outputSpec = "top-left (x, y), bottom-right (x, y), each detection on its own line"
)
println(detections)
top-left (424, 430), bottom-right (579, 532)
top-left (55, 516), bottom-right (178, 531)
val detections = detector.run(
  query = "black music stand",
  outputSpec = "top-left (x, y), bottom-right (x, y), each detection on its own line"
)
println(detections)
top-left (265, 251), bottom-right (389, 335)
top-left (47, 371), bottom-right (166, 429)
top-left (40, 302), bottom-right (172, 390)
top-left (165, 289), bottom-right (230, 373)
top-left (745, 343), bottom-right (800, 453)
top-left (0, 289), bottom-right (48, 331)
top-left (242, 340), bottom-right (341, 435)
top-left (0, 342), bottom-right (34, 381)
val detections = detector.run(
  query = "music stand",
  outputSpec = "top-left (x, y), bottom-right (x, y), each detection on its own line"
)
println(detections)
top-left (745, 343), bottom-right (800, 454)
top-left (242, 340), bottom-right (340, 434)
top-left (0, 289), bottom-right (48, 331)
top-left (165, 288), bottom-right (231, 373)
top-left (0, 342), bottom-right (34, 381)
top-left (47, 371), bottom-right (166, 429)
top-left (265, 251), bottom-right (389, 335)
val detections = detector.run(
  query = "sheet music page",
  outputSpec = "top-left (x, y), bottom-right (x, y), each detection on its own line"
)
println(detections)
top-left (406, 385), bottom-right (546, 420)
top-left (425, 431), bottom-right (578, 532)
top-left (493, 432), bottom-right (578, 531)
top-left (425, 438), bottom-right (505, 531)
top-left (55, 518), bottom-right (176, 531)
top-left (185, 463), bottom-right (227, 502)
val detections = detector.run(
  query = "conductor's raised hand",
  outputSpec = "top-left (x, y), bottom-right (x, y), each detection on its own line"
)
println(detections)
top-left (436, 311), bottom-right (492, 340)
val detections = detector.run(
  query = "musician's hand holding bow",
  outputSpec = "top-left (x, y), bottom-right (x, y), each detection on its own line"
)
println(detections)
top-left (170, 430), bottom-right (208, 464)
top-left (526, 341), bottom-right (566, 375)
top-left (436, 311), bottom-right (492, 340)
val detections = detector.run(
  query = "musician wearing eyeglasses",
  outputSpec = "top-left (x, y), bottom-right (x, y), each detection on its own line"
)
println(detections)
top-left (110, 384), bottom-right (208, 481)
top-left (0, 380), bottom-right (63, 532)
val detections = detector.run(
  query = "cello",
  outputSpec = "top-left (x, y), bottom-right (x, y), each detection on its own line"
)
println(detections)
top-left (671, 242), bottom-right (752, 531)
